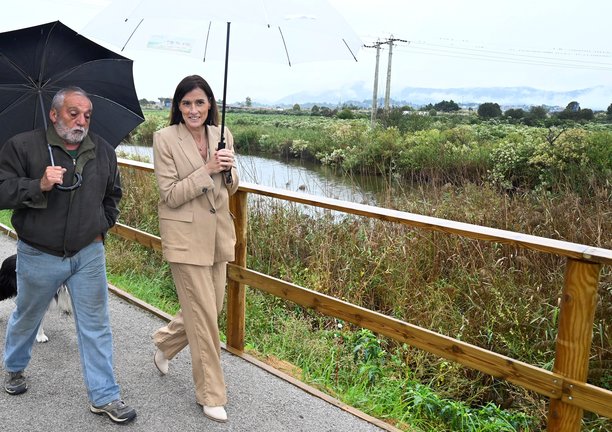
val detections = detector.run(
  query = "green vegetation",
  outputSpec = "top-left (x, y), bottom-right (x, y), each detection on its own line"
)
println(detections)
top-left (135, 106), bottom-right (611, 197)
top-left (110, 106), bottom-right (610, 431)
top-left (0, 210), bottom-right (11, 227)
top-left (3, 103), bottom-right (608, 431)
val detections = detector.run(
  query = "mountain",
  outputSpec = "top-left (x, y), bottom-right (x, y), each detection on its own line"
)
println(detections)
top-left (274, 83), bottom-right (611, 111)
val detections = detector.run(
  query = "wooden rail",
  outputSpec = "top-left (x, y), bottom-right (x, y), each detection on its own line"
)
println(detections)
top-left (115, 159), bottom-right (611, 430)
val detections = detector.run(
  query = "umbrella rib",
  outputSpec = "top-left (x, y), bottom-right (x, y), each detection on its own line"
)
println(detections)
top-left (90, 94), bottom-right (145, 119)
top-left (0, 91), bottom-right (33, 116)
top-left (203, 21), bottom-right (212, 62)
top-left (343, 38), bottom-right (360, 62)
top-left (277, 27), bottom-right (292, 67)
top-left (122, 18), bottom-right (145, 52)
top-left (0, 54), bottom-right (38, 87)
top-left (37, 22), bottom-right (57, 86)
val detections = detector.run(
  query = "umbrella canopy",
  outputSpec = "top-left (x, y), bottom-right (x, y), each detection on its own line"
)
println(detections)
top-left (0, 20), bottom-right (145, 148)
top-left (82, 0), bottom-right (362, 147)
top-left (83, 0), bottom-right (361, 66)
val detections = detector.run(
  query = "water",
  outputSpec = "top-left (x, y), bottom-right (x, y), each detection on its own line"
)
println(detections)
top-left (116, 144), bottom-right (384, 206)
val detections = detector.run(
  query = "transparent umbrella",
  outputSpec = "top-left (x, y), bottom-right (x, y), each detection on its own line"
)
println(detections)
top-left (82, 0), bottom-right (362, 150)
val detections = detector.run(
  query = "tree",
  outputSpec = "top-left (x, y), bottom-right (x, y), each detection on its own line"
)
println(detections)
top-left (557, 101), bottom-right (583, 121)
top-left (311, 105), bottom-right (320, 116)
top-left (245, 96), bottom-right (252, 107)
top-left (520, 105), bottom-right (549, 126)
top-left (477, 102), bottom-right (502, 119)
top-left (292, 103), bottom-right (301, 112)
top-left (420, 103), bottom-right (434, 111)
top-left (434, 99), bottom-right (460, 112)
top-left (607, 103), bottom-right (612, 119)
top-left (319, 106), bottom-right (335, 117)
top-left (504, 108), bottom-right (525, 120)
top-left (566, 101), bottom-right (580, 112)
top-left (529, 105), bottom-right (548, 120)
top-left (579, 108), bottom-right (594, 120)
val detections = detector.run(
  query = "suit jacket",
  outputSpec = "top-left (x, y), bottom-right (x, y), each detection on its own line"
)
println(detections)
top-left (153, 122), bottom-right (239, 266)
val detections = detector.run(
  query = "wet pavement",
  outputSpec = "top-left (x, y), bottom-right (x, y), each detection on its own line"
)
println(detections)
top-left (0, 231), bottom-right (396, 432)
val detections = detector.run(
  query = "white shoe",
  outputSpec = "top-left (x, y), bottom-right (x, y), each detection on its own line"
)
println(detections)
top-left (153, 349), bottom-right (169, 375)
top-left (203, 405), bottom-right (227, 423)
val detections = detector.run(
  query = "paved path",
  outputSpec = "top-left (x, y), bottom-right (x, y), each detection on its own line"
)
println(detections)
top-left (0, 233), bottom-right (393, 431)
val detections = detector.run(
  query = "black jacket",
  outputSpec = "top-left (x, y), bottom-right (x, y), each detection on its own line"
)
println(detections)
top-left (0, 127), bottom-right (122, 257)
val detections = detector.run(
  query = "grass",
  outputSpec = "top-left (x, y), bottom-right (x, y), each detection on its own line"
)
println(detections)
top-left (0, 210), bottom-right (12, 227)
top-left (2, 110), bottom-right (610, 430)
top-left (102, 164), bottom-right (611, 431)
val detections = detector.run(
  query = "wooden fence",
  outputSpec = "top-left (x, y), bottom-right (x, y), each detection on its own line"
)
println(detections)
top-left (111, 159), bottom-right (611, 431)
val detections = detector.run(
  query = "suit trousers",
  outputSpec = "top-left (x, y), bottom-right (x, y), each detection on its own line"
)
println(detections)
top-left (153, 261), bottom-right (227, 406)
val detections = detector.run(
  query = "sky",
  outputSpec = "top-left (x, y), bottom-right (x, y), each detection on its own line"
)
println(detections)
top-left (2, 0), bottom-right (611, 109)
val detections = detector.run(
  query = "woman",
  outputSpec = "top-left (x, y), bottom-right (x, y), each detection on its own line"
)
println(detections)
top-left (151, 75), bottom-right (239, 423)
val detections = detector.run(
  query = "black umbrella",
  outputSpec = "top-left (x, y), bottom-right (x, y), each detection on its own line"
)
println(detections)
top-left (0, 21), bottom-right (144, 149)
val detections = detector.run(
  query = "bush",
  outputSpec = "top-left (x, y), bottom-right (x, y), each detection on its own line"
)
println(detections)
top-left (131, 115), bottom-right (167, 146)
top-left (336, 108), bottom-right (354, 119)
top-left (478, 103), bottom-right (502, 119)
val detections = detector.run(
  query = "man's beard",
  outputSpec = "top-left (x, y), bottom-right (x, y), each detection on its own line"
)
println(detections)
top-left (55, 119), bottom-right (88, 145)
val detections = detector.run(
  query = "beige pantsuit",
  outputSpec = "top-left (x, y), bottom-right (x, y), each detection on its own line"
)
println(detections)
top-left (152, 122), bottom-right (239, 407)
top-left (154, 262), bottom-right (227, 405)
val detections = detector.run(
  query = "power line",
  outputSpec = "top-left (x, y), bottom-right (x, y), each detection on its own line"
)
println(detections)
top-left (393, 44), bottom-right (612, 71)
top-left (364, 36), bottom-right (612, 70)
top-left (406, 40), bottom-right (612, 67)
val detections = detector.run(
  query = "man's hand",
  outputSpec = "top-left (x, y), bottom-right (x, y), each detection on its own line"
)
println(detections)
top-left (40, 166), bottom-right (67, 191)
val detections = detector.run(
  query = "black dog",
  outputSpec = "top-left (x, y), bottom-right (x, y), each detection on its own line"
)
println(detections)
top-left (0, 254), bottom-right (17, 301)
top-left (0, 254), bottom-right (72, 342)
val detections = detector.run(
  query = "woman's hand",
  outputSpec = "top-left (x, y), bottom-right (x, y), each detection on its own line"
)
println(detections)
top-left (206, 148), bottom-right (234, 174)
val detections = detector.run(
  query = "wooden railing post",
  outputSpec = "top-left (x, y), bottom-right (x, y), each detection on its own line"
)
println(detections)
top-left (226, 190), bottom-right (248, 351)
top-left (547, 258), bottom-right (601, 431)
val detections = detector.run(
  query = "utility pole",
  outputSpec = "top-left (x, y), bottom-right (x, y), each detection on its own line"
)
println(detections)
top-left (383, 35), bottom-right (407, 113)
top-left (366, 36), bottom-right (407, 124)
top-left (364, 40), bottom-right (384, 127)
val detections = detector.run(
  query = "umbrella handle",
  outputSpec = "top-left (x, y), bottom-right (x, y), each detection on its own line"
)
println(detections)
top-left (55, 172), bottom-right (83, 191)
top-left (223, 170), bottom-right (233, 185)
top-left (47, 143), bottom-right (83, 191)
top-left (217, 137), bottom-right (233, 185)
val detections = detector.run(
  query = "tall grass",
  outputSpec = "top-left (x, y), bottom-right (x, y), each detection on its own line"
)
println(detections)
top-left (243, 186), bottom-right (610, 431)
top-left (107, 157), bottom-right (610, 431)
top-left (109, 115), bottom-right (612, 431)
top-left (101, 111), bottom-right (612, 430)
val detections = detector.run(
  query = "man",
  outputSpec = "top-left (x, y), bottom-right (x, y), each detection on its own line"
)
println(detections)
top-left (0, 87), bottom-right (136, 424)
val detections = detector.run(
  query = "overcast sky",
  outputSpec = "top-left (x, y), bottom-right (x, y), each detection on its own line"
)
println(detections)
top-left (2, 0), bottom-right (611, 108)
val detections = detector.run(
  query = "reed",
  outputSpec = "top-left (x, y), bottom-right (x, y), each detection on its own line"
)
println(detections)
top-left (107, 161), bottom-right (610, 430)
top-left (110, 110), bottom-right (611, 430)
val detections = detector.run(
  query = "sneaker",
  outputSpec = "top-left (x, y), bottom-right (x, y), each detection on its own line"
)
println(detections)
top-left (4, 371), bottom-right (27, 395)
top-left (90, 399), bottom-right (137, 424)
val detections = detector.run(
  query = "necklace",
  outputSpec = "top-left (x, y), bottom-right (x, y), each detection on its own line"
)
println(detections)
top-left (192, 128), bottom-right (209, 160)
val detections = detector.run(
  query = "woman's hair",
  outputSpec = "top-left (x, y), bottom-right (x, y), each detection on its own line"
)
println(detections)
top-left (169, 75), bottom-right (219, 126)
